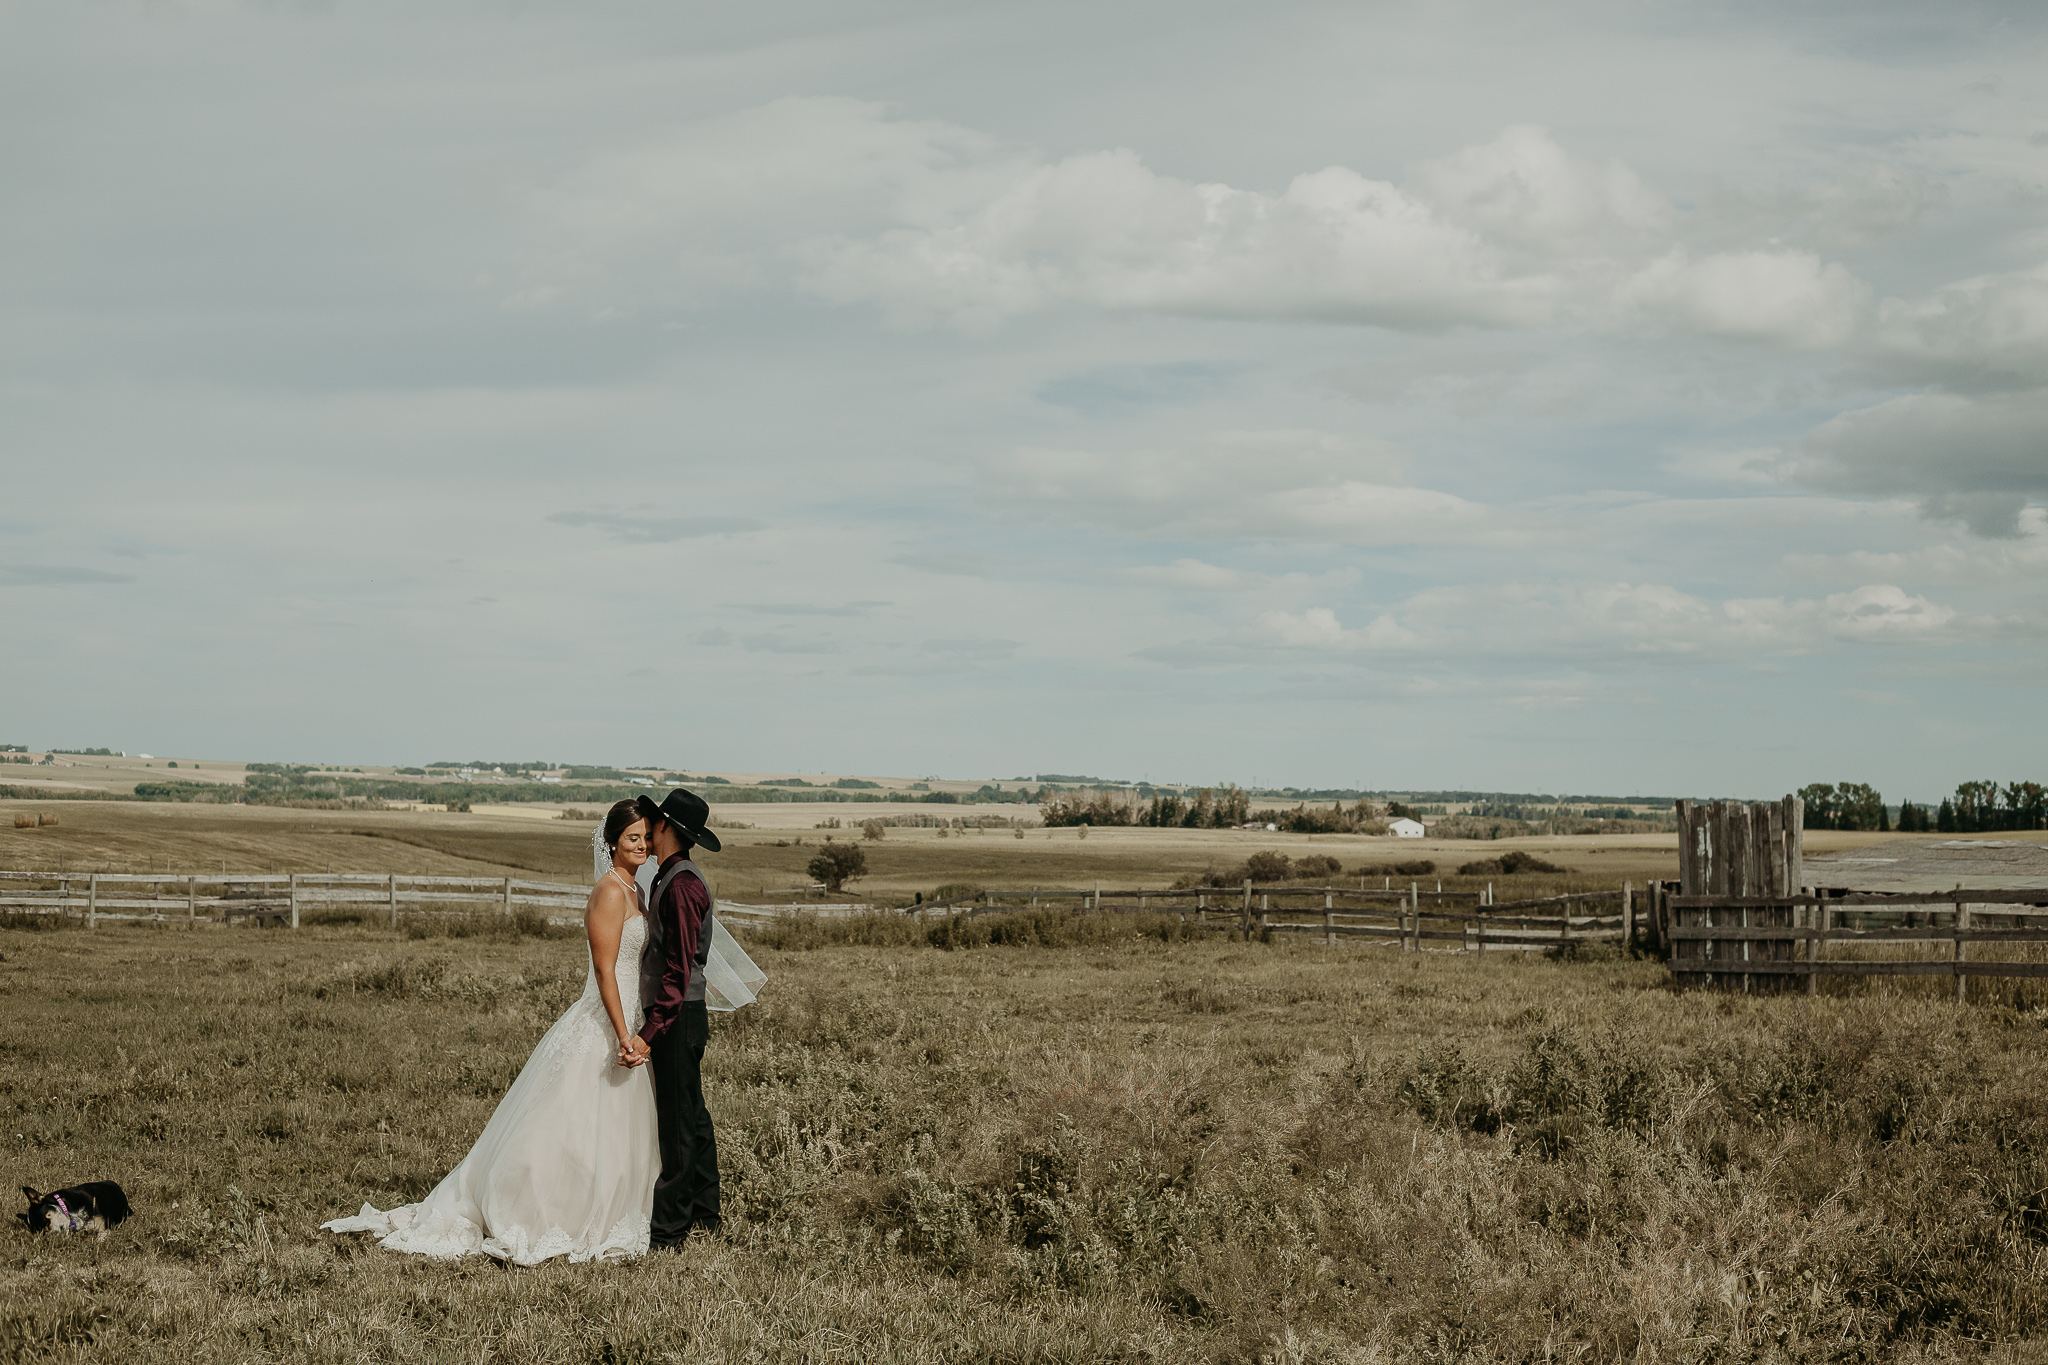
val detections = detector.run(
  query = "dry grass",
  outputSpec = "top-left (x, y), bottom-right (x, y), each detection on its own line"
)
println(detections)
top-left (7, 912), bottom-right (2048, 1362)
top-left (0, 801), bottom-right (1677, 908)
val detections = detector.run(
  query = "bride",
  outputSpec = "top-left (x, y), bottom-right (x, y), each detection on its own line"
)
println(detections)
top-left (322, 800), bottom-right (660, 1263)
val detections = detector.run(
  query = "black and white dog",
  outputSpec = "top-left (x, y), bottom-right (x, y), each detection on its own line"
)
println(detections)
top-left (19, 1182), bottom-right (131, 1235)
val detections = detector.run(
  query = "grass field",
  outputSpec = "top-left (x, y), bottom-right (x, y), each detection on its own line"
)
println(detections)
top-left (6, 905), bottom-right (2048, 1363)
top-left (0, 799), bottom-right (1686, 904)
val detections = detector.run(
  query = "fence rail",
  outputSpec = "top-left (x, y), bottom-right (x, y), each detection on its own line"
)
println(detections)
top-left (906, 879), bottom-right (1640, 953)
top-left (1, 869), bottom-right (1646, 953)
top-left (1649, 876), bottom-right (2048, 998)
top-left (0, 870), bottom-right (588, 928)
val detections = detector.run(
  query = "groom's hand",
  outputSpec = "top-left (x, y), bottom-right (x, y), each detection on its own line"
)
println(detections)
top-left (618, 1035), bottom-right (650, 1067)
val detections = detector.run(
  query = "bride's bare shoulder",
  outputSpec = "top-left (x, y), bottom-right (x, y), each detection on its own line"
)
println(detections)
top-left (586, 877), bottom-right (632, 918)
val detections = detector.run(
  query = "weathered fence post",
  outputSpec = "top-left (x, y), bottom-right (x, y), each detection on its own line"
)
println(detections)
top-left (1324, 889), bottom-right (1334, 947)
top-left (1408, 882), bottom-right (1418, 952)
top-left (1811, 898), bottom-right (1828, 996)
top-left (87, 874), bottom-right (98, 930)
top-left (1196, 893), bottom-right (1205, 925)
top-left (1955, 895), bottom-right (1969, 1004)
top-left (503, 877), bottom-right (514, 916)
top-left (1094, 880), bottom-right (1101, 912)
top-left (187, 874), bottom-right (197, 927)
top-left (1241, 880), bottom-right (1252, 940)
top-left (389, 873), bottom-right (399, 928)
top-left (290, 873), bottom-right (300, 929)
top-left (1623, 881), bottom-right (1633, 950)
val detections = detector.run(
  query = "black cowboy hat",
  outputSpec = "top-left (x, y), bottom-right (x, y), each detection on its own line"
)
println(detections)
top-left (636, 788), bottom-right (723, 853)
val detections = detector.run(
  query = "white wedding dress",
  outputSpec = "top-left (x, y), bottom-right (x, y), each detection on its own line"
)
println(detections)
top-left (322, 913), bottom-right (659, 1263)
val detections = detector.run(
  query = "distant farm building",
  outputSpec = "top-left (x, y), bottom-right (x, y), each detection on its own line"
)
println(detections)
top-left (1388, 818), bottom-right (1426, 838)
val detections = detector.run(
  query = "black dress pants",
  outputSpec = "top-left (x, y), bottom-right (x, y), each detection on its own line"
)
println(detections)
top-left (649, 1000), bottom-right (720, 1245)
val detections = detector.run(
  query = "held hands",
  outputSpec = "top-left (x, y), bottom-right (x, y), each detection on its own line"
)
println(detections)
top-left (617, 1034), bottom-right (651, 1068)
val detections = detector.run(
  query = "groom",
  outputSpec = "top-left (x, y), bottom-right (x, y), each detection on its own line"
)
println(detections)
top-left (632, 788), bottom-right (724, 1247)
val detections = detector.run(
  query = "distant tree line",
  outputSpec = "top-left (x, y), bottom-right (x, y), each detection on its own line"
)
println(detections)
top-left (1040, 786), bottom-right (1259, 829)
top-left (1798, 780), bottom-right (2048, 833)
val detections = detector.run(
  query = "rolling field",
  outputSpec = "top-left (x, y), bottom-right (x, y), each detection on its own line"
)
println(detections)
top-left (5, 906), bottom-right (2048, 1362)
top-left (0, 799), bottom-right (1684, 903)
top-left (8, 803), bottom-right (2047, 1360)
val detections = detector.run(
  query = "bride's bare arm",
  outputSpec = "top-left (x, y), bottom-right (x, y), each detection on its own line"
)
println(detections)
top-left (585, 881), bottom-right (641, 1063)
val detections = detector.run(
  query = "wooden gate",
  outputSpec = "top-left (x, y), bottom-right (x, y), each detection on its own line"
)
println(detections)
top-left (1669, 796), bottom-right (1803, 990)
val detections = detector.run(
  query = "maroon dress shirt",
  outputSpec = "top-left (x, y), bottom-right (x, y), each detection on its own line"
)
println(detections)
top-left (638, 853), bottom-right (709, 1046)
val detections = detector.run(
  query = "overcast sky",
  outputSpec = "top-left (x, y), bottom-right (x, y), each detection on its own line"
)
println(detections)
top-left (5, 1), bottom-right (2047, 798)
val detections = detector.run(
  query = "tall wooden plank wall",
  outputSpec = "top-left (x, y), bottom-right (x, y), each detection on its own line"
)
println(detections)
top-left (1672, 795), bottom-right (1803, 991)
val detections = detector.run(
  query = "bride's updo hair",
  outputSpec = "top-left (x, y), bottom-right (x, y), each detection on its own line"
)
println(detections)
top-left (601, 799), bottom-right (642, 855)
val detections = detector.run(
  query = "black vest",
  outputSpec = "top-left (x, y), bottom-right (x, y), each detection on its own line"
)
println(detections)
top-left (641, 856), bottom-right (713, 1012)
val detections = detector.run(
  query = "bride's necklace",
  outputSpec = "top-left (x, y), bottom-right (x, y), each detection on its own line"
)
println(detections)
top-left (610, 866), bottom-right (641, 910)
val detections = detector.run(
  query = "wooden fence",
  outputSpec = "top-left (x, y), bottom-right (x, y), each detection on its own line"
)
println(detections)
top-left (906, 881), bottom-right (1640, 953)
top-left (0, 870), bottom-right (587, 928)
top-left (1654, 885), bottom-right (2048, 998)
top-left (1654, 796), bottom-right (2048, 996)
top-left (0, 870), bottom-right (1645, 953)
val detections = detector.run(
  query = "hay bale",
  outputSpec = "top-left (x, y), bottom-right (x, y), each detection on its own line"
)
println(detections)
top-left (37, 813), bottom-right (58, 827)
top-left (12, 813), bottom-right (32, 828)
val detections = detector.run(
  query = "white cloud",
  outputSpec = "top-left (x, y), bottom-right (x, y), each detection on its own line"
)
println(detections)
top-left (1413, 123), bottom-right (1673, 263)
top-left (1622, 248), bottom-right (1871, 349)
top-left (1149, 579), bottom-right (1972, 669)
top-left (982, 429), bottom-right (1510, 547)
top-left (1255, 606), bottom-right (1418, 651)
top-left (799, 118), bottom-right (1874, 346)
top-left (1819, 584), bottom-right (1956, 641)
top-left (1874, 263), bottom-right (2048, 388)
top-left (809, 148), bottom-right (1540, 330)
top-left (528, 106), bottom-right (1889, 358)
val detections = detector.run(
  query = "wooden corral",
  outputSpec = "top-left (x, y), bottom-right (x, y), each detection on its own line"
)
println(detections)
top-left (1653, 798), bottom-right (2048, 998)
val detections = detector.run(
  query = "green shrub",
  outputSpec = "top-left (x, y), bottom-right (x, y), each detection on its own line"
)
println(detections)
top-left (807, 843), bottom-right (868, 892)
top-left (1360, 859), bottom-right (1436, 877)
top-left (927, 909), bottom-right (1196, 950)
top-left (1243, 851), bottom-right (1292, 883)
top-left (1459, 851), bottom-right (1566, 875)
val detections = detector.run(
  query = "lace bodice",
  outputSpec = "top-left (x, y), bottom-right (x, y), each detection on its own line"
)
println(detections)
top-left (582, 912), bottom-right (647, 1016)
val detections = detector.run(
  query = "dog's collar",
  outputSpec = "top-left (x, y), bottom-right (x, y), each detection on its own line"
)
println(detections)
top-left (49, 1194), bottom-right (80, 1232)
